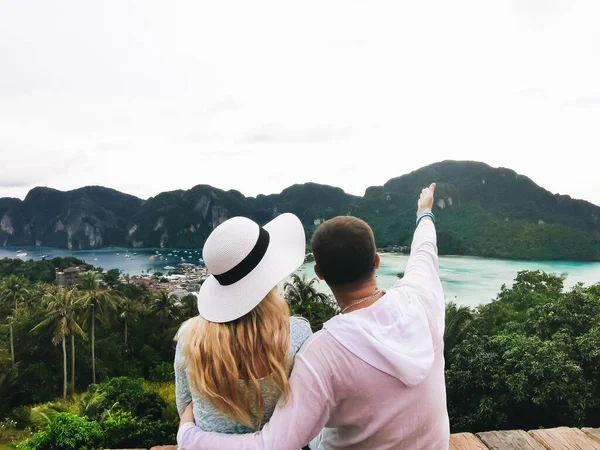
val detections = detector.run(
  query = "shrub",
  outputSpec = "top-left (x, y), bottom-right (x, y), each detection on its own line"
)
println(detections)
top-left (79, 390), bottom-right (111, 422)
top-left (16, 431), bottom-right (49, 450)
top-left (150, 362), bottom-right (175, 382)
top-left (16, 412), bottom-right (102, 450)
top-left (28, 401), bottom-right (73, 431)
top-left (81, 377), bottom-right (166, 421)
top-left (0, 418), bottom-right (17, 439)
top-left (290, 299), bottom-right (339, 332)
top-left (101, 411), bottom-right (177, 448)
top-left (9, 406), bottom-right (32, 429)
top-left (144, 381), bottom-right (178, 422)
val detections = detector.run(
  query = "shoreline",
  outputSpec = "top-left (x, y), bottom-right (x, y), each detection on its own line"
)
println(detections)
top-left (2, 245), bottom-right (600, 265)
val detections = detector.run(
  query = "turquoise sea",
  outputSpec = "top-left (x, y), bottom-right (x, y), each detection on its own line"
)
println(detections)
top-left (1, 247), bottom-right (599, 308)
top-left (298, 254), bottom-right (600, 308)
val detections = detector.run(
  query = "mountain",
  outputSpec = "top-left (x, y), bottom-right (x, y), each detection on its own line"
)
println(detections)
top-left (1, 161), bottom-right (599, 261)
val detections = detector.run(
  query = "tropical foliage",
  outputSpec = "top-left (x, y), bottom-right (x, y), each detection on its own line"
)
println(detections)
top-left (16, 413), bottom-right (103, 450)
top-left (0, 257), bottom-right (191, 411)
top-left (31, 288), bottom-right (85, 399)
top-left (11, 377), bottom-right (178, 449)
top-left (2, 254), bottom-right (600, 446)
top-left (443, 302), bottom-right (473, 364)
top-left (446, 271), bottom-right (600, 432)
top-left (79, 272), bottom-right (120, 384)
top-left (283, 274), bottom-right (339, 331)
top-left (0, 257), bottom-right (92, 284)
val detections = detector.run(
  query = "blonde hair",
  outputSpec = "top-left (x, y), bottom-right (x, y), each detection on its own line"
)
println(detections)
top-left (183, 289), bottom-right (291, 428)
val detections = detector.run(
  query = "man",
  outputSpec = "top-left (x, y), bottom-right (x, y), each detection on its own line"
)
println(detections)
top-left (178, 183), bottom-right (449, 449)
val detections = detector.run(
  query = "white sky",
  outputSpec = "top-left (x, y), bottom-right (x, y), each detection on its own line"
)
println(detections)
top-left (1, 0), bottom-right (599, 205)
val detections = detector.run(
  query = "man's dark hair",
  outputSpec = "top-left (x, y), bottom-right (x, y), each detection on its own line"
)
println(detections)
top-left (311, 216), bottom-right (377, 287)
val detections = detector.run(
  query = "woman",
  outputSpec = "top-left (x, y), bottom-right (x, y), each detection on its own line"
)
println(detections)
top-left (174, 213), bottom-right (313, 433)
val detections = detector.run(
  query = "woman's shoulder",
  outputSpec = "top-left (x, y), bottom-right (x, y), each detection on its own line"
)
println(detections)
top-left (290, 315), bottom-right (312, 332)
top-left (175, 318), bottom-right (197, 343)
top-left (174, 317), bottom-right (204, 359)
top-left (289, 316), bottom-right (313, 356)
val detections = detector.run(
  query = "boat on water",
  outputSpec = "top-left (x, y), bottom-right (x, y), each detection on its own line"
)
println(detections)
top-left (125, 254), bottom-right (131, 258)
top-left (16, 251), bottom-right (27, 258)
top-left (116, 253), bottom-right (120, 256)
top-left (164, 265), bottom-right (176, 270)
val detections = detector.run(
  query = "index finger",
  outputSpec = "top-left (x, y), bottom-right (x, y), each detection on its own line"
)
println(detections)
top-left (429, 182), bottom-right (436, 193)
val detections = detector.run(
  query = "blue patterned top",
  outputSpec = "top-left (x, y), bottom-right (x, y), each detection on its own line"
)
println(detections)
top-left (174, 316), bottom-right (313, 433)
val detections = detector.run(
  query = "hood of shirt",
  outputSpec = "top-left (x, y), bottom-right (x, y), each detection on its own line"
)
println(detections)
top-left (323, 289), bottom-right (435, 387)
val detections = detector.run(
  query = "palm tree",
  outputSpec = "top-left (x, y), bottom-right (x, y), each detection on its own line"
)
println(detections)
top-left (0, 276), bottom-right (30, 363)
top-left (0, 275), bottom-right (30, 311)
top-left (22, 283), bottom-right (45, 310)
top-left (151, 291), bottom-right (178, 331)
top-left (31, 288), bottom-right (85, 399)
top-left (65, 288), bottom-right (87, 396)
top-left (283, 274), bottom-right (338, 331)
top-left (178, 293), bottom-right (198, 321)
top-left (6, 314), bottom-right (16, 366)
top-left (119, 298), bottom-right (140, 350)
top-left (283, 274), bottom-right (330, 305)
top-left (79, 272), bottom-right (119, 384)
top-left (0, 359), bottom-right (19, 414)
top-left (444, 301), bottom-right (473, 363)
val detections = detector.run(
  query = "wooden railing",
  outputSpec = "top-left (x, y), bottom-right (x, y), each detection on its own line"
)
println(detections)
top-left (450, 427), bottom-right (600, 450)
top-left (113, 427), bottom-right (600, 450)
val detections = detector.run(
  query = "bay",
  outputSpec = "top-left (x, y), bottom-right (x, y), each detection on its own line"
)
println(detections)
top-left (0, 246), bottom-right (203, 276)
top-left (297, 254), bottom-right (600, 308)
top-left (1, 247), bottom-right (599, 308)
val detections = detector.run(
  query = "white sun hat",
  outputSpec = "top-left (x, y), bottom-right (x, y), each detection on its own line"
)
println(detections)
top-left (198, 213), bottom-right (306, 323)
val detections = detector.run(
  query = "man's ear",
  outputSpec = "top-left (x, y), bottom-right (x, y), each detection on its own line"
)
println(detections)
top-left (314, 264), bottom-right (324, 280)
top-left (374, 253), bottom-right (381, 270)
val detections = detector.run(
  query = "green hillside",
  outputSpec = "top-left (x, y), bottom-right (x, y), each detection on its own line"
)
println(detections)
top-left (0, 161), bottom-right (598, 260)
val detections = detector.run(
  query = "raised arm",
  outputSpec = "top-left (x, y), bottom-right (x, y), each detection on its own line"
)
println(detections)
top-left (394, 183), bottom-right (445, 333)
top-left (177, 350), bottom-right (332, 450)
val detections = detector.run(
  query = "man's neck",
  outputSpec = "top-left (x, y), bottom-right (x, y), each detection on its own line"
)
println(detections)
top-left (332, 279), bottom-right (383, 314)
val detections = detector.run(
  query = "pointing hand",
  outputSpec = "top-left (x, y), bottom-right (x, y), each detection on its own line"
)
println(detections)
top-left (417, 183), bottom-right (436, 217)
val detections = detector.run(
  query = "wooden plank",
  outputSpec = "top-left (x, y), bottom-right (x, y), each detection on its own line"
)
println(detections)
top-left (583, 429), bottom-right (600, 444)
top-left (450, 433), bottom-right (488, 450)
top-left (529, 427), bottom-right (600, 450)
top-left (477, 430), bottom-right (545, 450)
